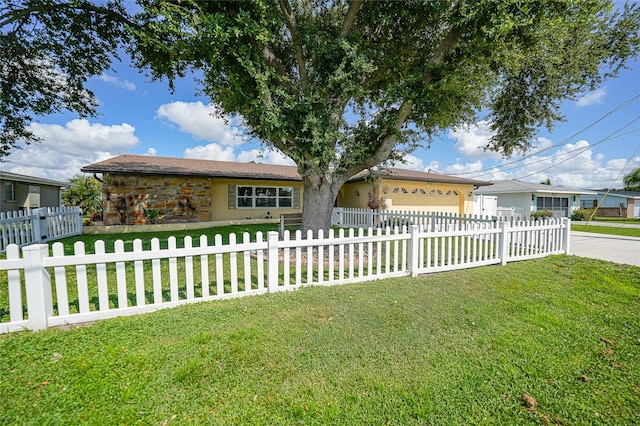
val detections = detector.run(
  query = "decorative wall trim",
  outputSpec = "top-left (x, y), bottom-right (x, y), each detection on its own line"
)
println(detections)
top-left (228, 184), bottom-right (236, 209)
top-left (293, 187), bottom-right (301, 209)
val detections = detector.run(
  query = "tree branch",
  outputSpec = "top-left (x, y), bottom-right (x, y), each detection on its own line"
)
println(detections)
top-left (344, 27), bottom-right (461, 177)
top-left (0, 2), bottom-right (137, 29)
top-left (259, 44), bottom-right (288, 77)
top-left (339, 100), bottom-right (414, 181)
top-left (340, 0), bottom-right (364, 37)
top-left (277, 0), bottom-right (310, 92)
top-left (422, 25), bottom-right (462, 83)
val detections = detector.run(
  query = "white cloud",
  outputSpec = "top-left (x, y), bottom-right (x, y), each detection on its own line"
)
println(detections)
top-left (27, 119), bottom-right (139, 156)
top-left (157, 101), bottom-right (245, 146)
top-left (4, 149), bottom-right (115, 182)
top-left (144, 147), bottom-right (158, 156)
top-left (423, 161), bottom-right (440, 172)
top-left (98, 73), bottom-right (136, 91)
top-left (236, 148), bottom-right (295, 165)
top-left (2, 119), bottom-right (139, 181)
top-left (438, 139), bottom-right (640, 189)
top-left (576, 88), bottom-right (606, 107)
top-left (183, 143), bottom-right (295, 166)
top-left (529, 137), bottom-right (554, 154)
top-left (447, 120), bottom-right (502, 160)
top-left (183, 143), bottom-right (236, 162)
top-left (394, 154), bottom-right (424, 171)
top-left (441, 160), bottom-right (485, 176)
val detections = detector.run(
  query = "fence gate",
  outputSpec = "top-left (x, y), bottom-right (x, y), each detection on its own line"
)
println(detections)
top-left (0, 207), bottom-right (83, 253)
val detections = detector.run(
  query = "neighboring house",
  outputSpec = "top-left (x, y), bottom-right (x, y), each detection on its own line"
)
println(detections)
top-left (81, 155), bottom-right (492, 225)
top-left (580, 190), bottom-right (640, 218)
top-left (474, 180), bottom-right (596, 219)
top-left (0, 171), bottom-right (67, 213)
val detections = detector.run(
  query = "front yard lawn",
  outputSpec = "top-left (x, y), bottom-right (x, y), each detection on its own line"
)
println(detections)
top-left (1, 255), bottom-right (638, 424)
top-left (571, 224), bottom-right (640, 238)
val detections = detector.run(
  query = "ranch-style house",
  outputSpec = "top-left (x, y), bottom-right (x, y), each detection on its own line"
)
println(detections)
top-left (81, 155), bottom-right (492, 226)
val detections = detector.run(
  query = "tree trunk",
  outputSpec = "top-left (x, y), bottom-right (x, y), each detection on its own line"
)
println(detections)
top-left (300, 174), bottom-right (342, 237)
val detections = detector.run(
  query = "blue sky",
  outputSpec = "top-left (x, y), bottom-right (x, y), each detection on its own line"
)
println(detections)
top-left (2, 51), bottom-right (639, 190)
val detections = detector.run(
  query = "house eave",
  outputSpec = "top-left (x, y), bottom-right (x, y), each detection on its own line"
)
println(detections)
top-left (0, 171), bottom-right (68, 188)
top-left (81, 167), bottom-right (302, 182)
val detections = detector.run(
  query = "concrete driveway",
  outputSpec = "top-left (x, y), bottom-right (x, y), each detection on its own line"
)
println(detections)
top-left (570, 231), bottom-right (640, 266)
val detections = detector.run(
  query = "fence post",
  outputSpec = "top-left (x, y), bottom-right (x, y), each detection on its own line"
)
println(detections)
top-left (500, 221), bottom-right (510, 265)
top-left (37, 207), bottom-right (49, 242)
top-left (22, 244), bottom-right (53, 331)
top-left (75, 207), bottom-right (84, 233)
top-left (563, 217), bottom-right (571, 255)
top-left (267, 231), bottom-right (280, 293)
top-left (407, 225), bottom-right (420, 277)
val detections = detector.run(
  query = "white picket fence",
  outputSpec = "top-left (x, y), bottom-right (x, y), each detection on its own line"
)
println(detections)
top-left (496, 207), bottom-right (525, 220)
top-left (0, 217), bottom-right (570, 333)
top-left (332, 208), bottom-right (496, 230)
top-left (0, 207), bottom-right (83, 253)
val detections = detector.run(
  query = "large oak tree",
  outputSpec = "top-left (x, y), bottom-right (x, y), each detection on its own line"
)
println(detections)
top-left (132, 0), bottom-right (639, 233)
top-left (2, 1), bottom-right (639, 233)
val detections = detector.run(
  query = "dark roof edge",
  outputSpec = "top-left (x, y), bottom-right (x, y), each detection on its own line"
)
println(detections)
top-left (80, 167), bottom-right (303, 182)
top-left (0, 171), bottom-right (68, 187)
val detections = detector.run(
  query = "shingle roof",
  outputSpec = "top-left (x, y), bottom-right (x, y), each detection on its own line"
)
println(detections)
top-left (585, 189), bottom-right (640, 199)
top-left (347, 168), bottom-right (492, 186)
top-left (475, 180), bottom-right (596, 195)
top-left (81, 155), bottom-right (301, 181)
top-left (81, 154), bottom-right (493, 187)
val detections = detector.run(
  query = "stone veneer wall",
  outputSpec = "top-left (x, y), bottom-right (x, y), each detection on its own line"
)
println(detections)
top-left (102, 174), bottom-right (211, 225)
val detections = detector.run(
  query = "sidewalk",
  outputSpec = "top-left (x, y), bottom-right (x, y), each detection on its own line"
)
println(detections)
top-left (570, 231), bottom-right (640, 266)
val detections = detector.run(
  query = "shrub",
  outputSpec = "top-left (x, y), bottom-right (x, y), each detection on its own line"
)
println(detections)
top-left (143, 208), bottom-right (164, 224)
top-left (571, 208), bottom-right (595, 221)
top-left (531, 210), bottom-right (554, 220)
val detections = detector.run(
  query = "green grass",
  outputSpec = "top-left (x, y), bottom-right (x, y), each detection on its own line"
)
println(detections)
top-left (592, 217), bottom-right (640, 224)
top-left (572, 224), bottom-right (640, 238)
top-left (1, 255), bottom-right (638, 424)
top-left (59, 223), bottom-right (280, 254)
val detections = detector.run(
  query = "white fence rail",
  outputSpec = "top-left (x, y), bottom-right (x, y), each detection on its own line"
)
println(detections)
top-left (0, 207), bottom-right (83, 253)
top-left (332, 207), bottom-right (496, 230)
top-left (0, 217), bottom-right (570, 333)
top-left (496, 207), bottom-right (525, 220)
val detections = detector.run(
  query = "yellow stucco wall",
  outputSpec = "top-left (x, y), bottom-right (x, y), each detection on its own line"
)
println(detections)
top-left (337, 181), bottom-right (372, 209)
top-left (338, 179), bottom-right (476, 215)
top-left (211, 178), bottom-right (303, 221)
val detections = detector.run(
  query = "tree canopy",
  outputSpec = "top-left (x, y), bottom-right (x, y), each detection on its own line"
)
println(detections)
top-left (2, 0), bottom-right (639, 233)
top-left (0, 0), bottom-right (133, 157)
top-left (132, 0), bottom-right (639, 232)
top-left (623, 167), bottom-right (640, 191)
top-left (61, 174), bottom-right (103, 217)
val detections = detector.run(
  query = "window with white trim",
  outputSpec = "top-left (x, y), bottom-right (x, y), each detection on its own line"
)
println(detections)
top-left (237, 186), bottom-right (293, 208)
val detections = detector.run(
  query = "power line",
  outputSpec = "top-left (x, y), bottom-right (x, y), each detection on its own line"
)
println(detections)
top-left (450, 92), bottom-right (640, 177)
top-left (468, 125), bottom-right (640, 179)
top-left (510, 115), bottom-right (640, 181)
top-left (607, 143), bottom-right (640, 189)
